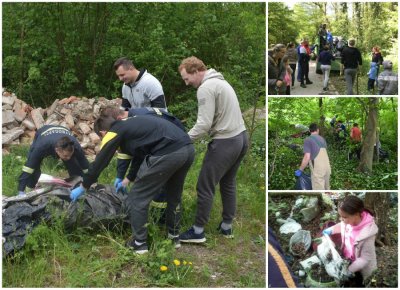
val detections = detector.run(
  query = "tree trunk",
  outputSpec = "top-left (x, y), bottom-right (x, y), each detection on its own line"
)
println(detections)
top-left (364, 193), bottom-right (391, 246)
top-left (318, 97), bottom-right (326, 137)
top-left (357, 98), bottom-right (379, 173)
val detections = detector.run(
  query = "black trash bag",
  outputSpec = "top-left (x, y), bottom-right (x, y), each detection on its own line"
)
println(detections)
top-left (3, 183), bottom-right (128, 257)
top-left (294, 172), bottom-right (312, 190)
top-left (379, 148), bottom-right (389, 159)
top-left (64, 184), bottom-right (128, 231)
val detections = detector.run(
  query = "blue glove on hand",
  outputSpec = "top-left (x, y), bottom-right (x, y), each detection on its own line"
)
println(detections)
top-left (114, 178), bottom-right (123, 189)
top-left (322, 228), bottom-right (333, 236)
top-left (70, 186), bottom-right (85, 202)
top-left (116, 181), bottom-right (127, 194)
top-left (295, 169), bottom-right (303, 177)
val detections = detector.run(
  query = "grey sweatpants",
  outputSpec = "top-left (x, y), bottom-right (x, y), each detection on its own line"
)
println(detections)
top-left (195, 131), bottom-right (249, 227)
top-left (344, 68), bottom-right (357, 95)
top-left (125, 144), bottom-right (195, 241)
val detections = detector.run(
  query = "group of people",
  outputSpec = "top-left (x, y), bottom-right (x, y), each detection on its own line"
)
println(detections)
top-left (17, 56), bottom-right (249, 254)
top-left (268, 23), bottom-right (398, 95)
top-left (293, 117), bottom-right (363, 190)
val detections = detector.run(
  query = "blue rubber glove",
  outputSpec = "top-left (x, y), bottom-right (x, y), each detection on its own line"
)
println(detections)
top-left (322, 228), bottom-right (333, 236)
top-left (294, 169), bottom-right (303, 177)
top-left (114, 178), bottom-right (123, 190)
top-left (70, 186), bottom-right (85, 202)
top-left (116, 181), bottom-right (127, 194)
top-left (17, 191), bottom-right (26, 197)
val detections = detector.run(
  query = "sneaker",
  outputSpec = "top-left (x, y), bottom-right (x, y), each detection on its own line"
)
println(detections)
top-left (300, 84), bottom-right (307, 88)
top-left (323, 87), bottom-right (328, 91)
top-left (168, 233), bottom-right (181, 249)
top-left (306, 80), bottom-right (313, 84)
top-left (126, 239), bottom-right (148, 254)
top-left (217, 222), bottom-right (234, 239)
top-left (179, 227), bottom-right (206, 243)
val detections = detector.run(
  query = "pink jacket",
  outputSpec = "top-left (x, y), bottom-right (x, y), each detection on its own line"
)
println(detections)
top-left (331, 211), bottom-right (378, 280)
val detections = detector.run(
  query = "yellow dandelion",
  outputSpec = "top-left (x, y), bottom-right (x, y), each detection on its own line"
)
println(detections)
top-left (173, 259), bottom-right (181, 266)
top-left (160, 265), bottom-right (168, 271)
top-left (183, 261), bottom-right (187, 265)
top-left (188, 262), bottom-right (193, 265)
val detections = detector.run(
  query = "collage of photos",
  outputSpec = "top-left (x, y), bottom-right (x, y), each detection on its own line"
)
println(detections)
top-left (268, 1), bottom-right (399, 289)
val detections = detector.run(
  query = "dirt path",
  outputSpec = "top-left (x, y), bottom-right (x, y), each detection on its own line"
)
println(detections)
top-left (291, 61), bottom-right (339, 95)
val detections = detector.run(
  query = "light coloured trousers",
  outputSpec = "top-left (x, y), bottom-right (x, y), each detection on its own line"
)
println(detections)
top-left (321, 64), bottom-right (331, 89)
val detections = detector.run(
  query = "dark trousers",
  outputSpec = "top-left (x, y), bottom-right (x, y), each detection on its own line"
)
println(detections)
top-left (367, 78), bottom-right (375, 91)
top-left (195, 131), bottom-right (249, 227)
top-left (300, 61), bottom-right (310, 84)
top-left (125, 144), bottom-right (195, 241)
top-left (289, 63), bottom-right (296, 86)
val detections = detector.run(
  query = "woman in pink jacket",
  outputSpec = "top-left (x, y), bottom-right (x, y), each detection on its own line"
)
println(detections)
top-left (323, 195), bottom-right (378, 286)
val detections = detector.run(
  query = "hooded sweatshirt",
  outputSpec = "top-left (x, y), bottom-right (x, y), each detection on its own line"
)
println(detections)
top-left (378, 61), bottom-right (398, 95)
top-left (332, 210), bottom-right (378, 280)
top-left (367, 62), bottom-right (378, 80)
top-left (188, 69), bottom-right (246, 140)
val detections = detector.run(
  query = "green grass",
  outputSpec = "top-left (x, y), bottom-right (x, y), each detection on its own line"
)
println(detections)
top-left (2, 121), bottom-right (266, 287)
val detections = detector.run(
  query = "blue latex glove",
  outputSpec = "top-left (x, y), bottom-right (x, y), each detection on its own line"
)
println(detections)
top-left (17, 191), bottom-right (26, 197)
top-left (70, 186), bottom-right (85, 202)
top-left (116, 181), bottom-right (127, 194)
top-left (294, 169), bottom-right (303, 177)
top-left (114, 178), bottom-right (123, 189)
top-left (322, 228), bottom-right (333, 236)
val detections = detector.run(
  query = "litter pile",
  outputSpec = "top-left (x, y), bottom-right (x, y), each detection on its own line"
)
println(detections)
top-left (2, 175), bottom-right (128, 256)
top-left (2, 89), bottom-right (121, 156)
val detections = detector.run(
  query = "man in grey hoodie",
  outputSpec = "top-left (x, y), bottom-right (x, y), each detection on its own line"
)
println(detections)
top-left (178, 56), bottom-right (249, 243)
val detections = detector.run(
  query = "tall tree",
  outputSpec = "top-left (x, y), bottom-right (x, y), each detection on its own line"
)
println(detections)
top-left (357, 98), bottom-right (379, 173)
top-left (364, 192), bottom-right (391, 246)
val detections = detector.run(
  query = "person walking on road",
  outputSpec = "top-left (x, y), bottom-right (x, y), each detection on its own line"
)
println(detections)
top-left (341, 39), bottom-right (362, 95)
top-left (298, 39), bottom-right (313, 88)
top-left (318, 45), bottom-right (335, 91)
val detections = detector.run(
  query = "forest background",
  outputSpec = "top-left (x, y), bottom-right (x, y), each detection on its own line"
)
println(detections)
top-left (268, 1), bottom-right (398, 91)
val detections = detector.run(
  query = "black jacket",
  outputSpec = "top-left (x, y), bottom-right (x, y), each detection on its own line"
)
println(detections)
top-left (341, 47), bottom-right (362, 69)
top-left (83, 115), bottom-right (192, 188)
top-left (18, 125), bottom-right (89, 191)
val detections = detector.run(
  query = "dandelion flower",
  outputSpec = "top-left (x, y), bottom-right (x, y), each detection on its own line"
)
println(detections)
top-left (183, 261), bottom-right (187, 265)
top-left (189, 262), bottom-right (193, 265)
top-left (173, 259), bottom-right (181, 266)
top-left (160, 265), bottom-right (168, 271)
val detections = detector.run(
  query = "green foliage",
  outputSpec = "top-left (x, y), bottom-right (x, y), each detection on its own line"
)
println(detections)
top-left (3, 2), bottom-right (265, 120)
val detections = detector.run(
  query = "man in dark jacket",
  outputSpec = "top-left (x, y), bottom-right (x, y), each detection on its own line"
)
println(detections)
top-left (70, 115), bottom-right (195, 254)
top-left (341, 39), bottom-right (362, 95)
top-left (17, 125), bottom-right (89, 196)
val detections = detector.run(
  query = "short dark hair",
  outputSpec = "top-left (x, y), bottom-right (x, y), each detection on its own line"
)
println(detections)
top-left (100, 106), bottom-right (124, 119)
top-left (55, 136), bottom-right (74, 152)
top-left (337, 120), bottom-right (343, 123)
top-left (323, 45), bottom-right (330, 51)
top-left (94, 115), bottom-right (117, 136)
top-left (353, 123), bottom-right (359, 127)
top-left (113, 57), bottom-right (135, 71)
top-left (309, 123), bottom-right (318, 133)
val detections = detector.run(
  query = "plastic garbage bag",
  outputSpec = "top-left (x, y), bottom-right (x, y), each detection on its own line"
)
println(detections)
top-left (300, 197), bottom-right (320, 222)
top-left (289, 230), bottom-right (312, 256)
top-left (294, 172), bottom-right (312, 190)
top-left (2, 176), bottom-right (128, 256)
top-left (279, 218), bottom-right (302, 234)
top-left (317, 235), bottom-right (350, 281)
